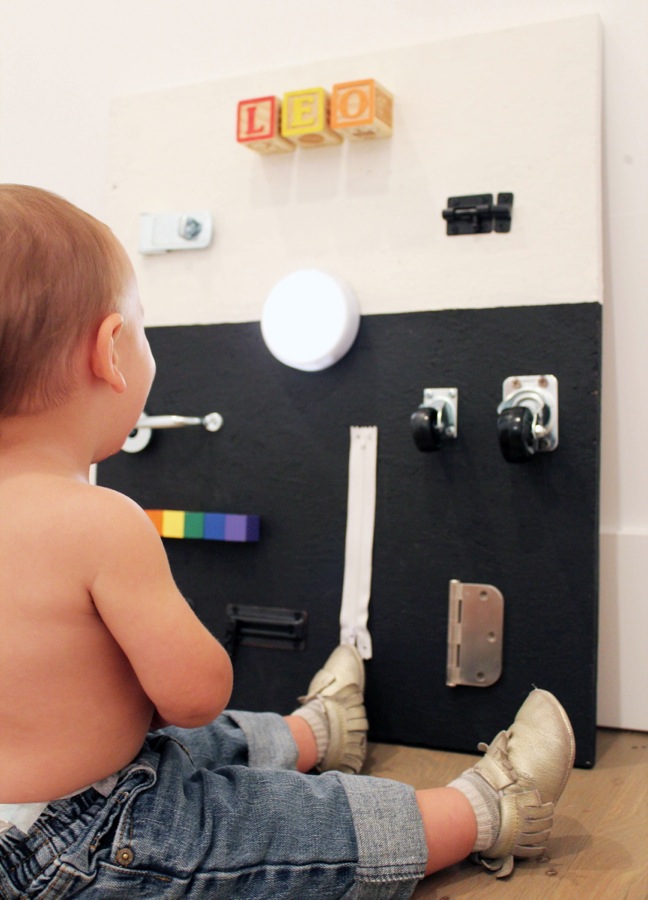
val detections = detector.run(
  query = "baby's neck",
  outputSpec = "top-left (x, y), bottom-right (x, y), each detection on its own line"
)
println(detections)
top-left (0, 404), bottom-right (94, 481)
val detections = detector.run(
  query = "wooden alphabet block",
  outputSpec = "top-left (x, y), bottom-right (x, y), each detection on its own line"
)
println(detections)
top-left (237, 96), bottom-right (296, 154)
top-left (281, 88), bottom-right (342, 148)
top-left (331, 79), bottom-right (393, 140)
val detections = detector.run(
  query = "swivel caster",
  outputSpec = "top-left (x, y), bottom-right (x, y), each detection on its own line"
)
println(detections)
top-left (411, 388), bottom-right (458, 452)
top-left (496, 375), bottom-right (558, 463)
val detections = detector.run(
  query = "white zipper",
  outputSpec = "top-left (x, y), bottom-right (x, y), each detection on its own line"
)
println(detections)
top-left (339, 426), bottom-right (378, 660)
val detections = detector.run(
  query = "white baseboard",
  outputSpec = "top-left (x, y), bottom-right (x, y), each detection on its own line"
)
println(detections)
top-left (598, 531), bottom-right (648, 730)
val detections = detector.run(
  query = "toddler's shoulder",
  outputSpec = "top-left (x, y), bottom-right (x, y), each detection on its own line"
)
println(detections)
top-left (68, 482), bottom-right (154, 543)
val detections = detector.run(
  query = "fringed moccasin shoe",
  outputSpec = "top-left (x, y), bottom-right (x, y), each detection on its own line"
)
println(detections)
top-left (474, 688), bottom-right (575, 878)
top-left (298, 643), bottom-right (368, 774)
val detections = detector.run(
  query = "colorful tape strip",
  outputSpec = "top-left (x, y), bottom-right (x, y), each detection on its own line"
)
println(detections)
top-left (145, 510), bottom-right (260, 542)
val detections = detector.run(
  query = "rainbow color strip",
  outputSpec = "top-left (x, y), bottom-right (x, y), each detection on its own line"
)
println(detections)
top-left (145, 509), bottom-right (260, 542)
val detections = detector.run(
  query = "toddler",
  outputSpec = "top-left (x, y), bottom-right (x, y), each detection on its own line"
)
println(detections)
top-left (0, 185), bottom-right (575, 898)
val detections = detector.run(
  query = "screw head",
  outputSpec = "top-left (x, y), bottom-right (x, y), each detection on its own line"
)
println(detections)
top-left (179, 216), bottom-right (202, 240)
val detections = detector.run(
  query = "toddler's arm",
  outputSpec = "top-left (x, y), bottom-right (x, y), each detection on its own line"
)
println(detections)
top-left (87, 487), bottom-right (233, 729)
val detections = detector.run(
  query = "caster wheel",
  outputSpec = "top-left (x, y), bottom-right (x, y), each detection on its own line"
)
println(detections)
top-left (411, 407), bottom-right (443, 452)
top-left (497, 406), bottom-right (535, 463)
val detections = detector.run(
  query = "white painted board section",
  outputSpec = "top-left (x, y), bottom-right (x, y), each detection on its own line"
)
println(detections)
top-left (106, 15), bottom-right (602, 326)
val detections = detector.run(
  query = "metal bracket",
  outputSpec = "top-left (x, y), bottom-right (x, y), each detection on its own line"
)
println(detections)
top-left (411, 388), bottom-right (458, 451)
top-left (446, 580), bottom-right (504, 687)
top-left (442, 193), bottom-right (513, 235)
top-left (224, 604), bottom-right (308, 658)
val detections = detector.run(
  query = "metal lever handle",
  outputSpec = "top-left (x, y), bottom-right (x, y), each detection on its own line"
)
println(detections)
top-left (135, 412), bottom-right (223, 432)
top-left (123, 410), bottom-right (223, 453)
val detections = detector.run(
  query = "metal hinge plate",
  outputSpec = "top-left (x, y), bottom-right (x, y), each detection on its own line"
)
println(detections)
top-left (446, 580), bottom-right (504, 687)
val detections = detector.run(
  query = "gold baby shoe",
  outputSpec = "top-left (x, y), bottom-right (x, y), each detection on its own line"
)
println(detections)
top-left (474, 688), bottom-right (576, 878)
top-left (299, 644), bottom-right (369, 775)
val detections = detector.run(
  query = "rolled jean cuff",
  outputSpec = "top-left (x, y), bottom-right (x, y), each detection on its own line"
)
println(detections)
top-left (340, 773), bottom-right (427, 897)
top-left (225, 710), bottom-right (299, 770)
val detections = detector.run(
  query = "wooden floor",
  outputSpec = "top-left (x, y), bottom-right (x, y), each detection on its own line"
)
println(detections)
top-left (364, 729), bottom-right (648, 899)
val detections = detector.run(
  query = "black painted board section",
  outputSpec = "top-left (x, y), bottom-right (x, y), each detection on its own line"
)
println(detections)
top-left (98, 304), bottom-right (601, 767)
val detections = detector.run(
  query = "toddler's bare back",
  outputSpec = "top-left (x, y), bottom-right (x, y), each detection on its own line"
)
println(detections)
top-left (0, 474), bottom-right (154, 803)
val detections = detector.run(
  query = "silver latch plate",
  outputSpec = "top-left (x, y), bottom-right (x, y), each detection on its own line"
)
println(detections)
top-left (446, 579), bottom-right (504, 687)
top-left (139, 210), bottom-right (213, 254)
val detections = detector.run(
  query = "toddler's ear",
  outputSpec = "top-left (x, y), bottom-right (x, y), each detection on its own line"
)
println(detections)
top-left (91, 313), bottom-right (127, 393)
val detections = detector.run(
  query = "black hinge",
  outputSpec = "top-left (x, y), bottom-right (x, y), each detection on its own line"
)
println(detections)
top-left (225, 604), bottom-right (308, 657)
top-left (442, 193), bottom-right (513, 235)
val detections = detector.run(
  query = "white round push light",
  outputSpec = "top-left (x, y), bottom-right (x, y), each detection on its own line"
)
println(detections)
top-left (261, 269), bottom-right (360, 371)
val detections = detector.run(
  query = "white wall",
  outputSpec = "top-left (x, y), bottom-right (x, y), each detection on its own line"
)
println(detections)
top-left (1, 0), bottom-right (646, 730)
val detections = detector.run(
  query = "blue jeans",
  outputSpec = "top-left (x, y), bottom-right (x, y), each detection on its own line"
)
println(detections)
top-left (0, 712), bottom-right (427, 898)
